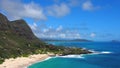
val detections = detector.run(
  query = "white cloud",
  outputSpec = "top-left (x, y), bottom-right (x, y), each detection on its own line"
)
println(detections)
top-left (0, 0), bottom-right (101, 21)
top-left (47, 3), bottom-right (70, 17)
top-left (68, 0), bottom-right (80, 7)
top-left (43, 29), bottom-right (49, 33)
top-left (29, 23), bottom-right (37, 30)
top-left (90, 33), bottom-right (96, 38)
top-left (82, 0), bottom-right (100, 11)
top-left (56, 25), bottom-right (63, 31)
top-left (29, 23), bottom-right (81, 39)
top-left (59, 33), bottom-right (66, 38)
top-left (23, 2), bottom-right (46, 20)
top-left (0, 0), bottom-right (46, 20)
top-left (0, 0), bottom-right (100, 39)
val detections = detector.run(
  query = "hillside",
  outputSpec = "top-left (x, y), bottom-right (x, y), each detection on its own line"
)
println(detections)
top-left (0, 13), bottom-right (47, 63)
top-left (0, 13), bottom-right (92, 64)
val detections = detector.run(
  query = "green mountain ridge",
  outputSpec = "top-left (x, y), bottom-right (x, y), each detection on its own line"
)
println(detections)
top-left (0, 13), bottom-right (47, 63)
top-left (0, 13), bottom-right (92, 64)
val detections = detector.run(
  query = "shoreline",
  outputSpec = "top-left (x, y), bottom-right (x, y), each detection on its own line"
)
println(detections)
top-left (0, 54), bottom-right (54, 68)
top-left (25, 56), bottom-right (53, 68)
top-left (0, 50), bottom-right (94, 68)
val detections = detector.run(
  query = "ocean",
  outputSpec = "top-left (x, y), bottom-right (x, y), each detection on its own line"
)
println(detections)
top-left (28, 42), bottom-right (120, 68)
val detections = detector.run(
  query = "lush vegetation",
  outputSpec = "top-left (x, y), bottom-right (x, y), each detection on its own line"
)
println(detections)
top-left (0, 13), bottom-right (91, 64)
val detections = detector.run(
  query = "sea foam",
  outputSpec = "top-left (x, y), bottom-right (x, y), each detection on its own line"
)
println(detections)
top-left (26, 57), bottom-right (52, 68)
top-left (56, 51), bottom-right (112, 59)
top-left (57, 55), bottom-right (84, 59)
top-left (90, 50), bottom-right (112, 55)
top-left (100, 51), bottom-right (112, 54)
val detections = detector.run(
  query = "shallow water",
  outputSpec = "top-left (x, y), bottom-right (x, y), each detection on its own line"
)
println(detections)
top-left (28, 42), bottom-right (120, 68)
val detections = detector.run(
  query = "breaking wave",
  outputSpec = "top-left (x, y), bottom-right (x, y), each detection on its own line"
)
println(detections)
top-left (90, 50), bottom-right (113, 55)
top-left (55, 50), bottom-right (112, 59)
top-left (57, 55), bottom-right (84, 59)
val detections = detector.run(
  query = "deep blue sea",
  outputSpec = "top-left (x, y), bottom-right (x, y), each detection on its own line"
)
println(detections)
top-left (28, 42), bottom-right (120, 68)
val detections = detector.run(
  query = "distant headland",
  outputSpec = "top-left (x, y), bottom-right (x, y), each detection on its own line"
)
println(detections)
top-left (41, 38), bottom-right (92, 42)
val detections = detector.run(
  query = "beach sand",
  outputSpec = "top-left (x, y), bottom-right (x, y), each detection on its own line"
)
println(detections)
top-left (0, 54), bottom-right (52, 68)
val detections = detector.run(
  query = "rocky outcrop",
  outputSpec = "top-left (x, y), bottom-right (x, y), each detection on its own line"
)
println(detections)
top-left (0, 13), bottom-right (10, 31)
top-left (0, 13), bottom-right (40, 41)
top-left (11, 19), bottom-right (38, 40)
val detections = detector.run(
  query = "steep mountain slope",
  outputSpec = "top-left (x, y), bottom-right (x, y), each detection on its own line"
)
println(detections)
top-left (0, 13), bottom-right (46, 63)
top-left (0, 13), bottom-right (92, 64)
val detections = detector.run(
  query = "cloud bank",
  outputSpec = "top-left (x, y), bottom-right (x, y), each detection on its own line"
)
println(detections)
top-left (0, 0), bottom-right (100, 39)
top-left (47, 3), bottom-right (70, 17)
top-left (0, 0), bottom-right (46, 20)
top-left (29, 23), bottom-right (81, 39)
top-left (0, 0), bottom-right (100, 20)
top-left (82, 0), bottom-right (100, 11)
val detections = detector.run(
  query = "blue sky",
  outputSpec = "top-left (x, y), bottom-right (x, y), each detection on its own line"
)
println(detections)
top-left (0, 0), bottom-right (120, 41)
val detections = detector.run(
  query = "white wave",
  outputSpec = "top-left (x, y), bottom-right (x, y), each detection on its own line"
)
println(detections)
top-left (90, 51), bottom-right (112, 55)
top-left (56, 50), bottom-right (112, 59)
top-left (100, 51), bottom-right (112, 54)
top-left (44, 57), bottom-right (52, 61)
top-left (57, 55), bottom-right (84, 59)
top-left (25, 57), bottom-right (52, 68)
top-left (88, 50), bottom-right (96, 52)
top-left (87, 49), bottom-right (113, 54)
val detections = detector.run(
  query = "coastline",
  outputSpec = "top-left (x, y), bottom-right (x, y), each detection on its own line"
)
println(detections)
top-left (0, 52), bottom-right (96, 68)
top-left (0, 48), bottom-right (94, 68)
top-left (0, 54), bottom-right (54, 68)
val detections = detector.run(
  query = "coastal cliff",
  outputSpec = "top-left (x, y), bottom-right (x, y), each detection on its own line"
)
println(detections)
top-left (0, 13), bottom-right (92, 64)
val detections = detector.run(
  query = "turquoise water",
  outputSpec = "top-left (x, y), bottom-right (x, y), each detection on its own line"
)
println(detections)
top-left (28, 42), bottom-right (120, 68)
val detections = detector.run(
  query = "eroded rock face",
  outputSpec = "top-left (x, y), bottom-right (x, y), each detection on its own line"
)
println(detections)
top-left (11, 19), bottom-right (37, 40)
top-left (0, 13), bottom-right (39, 41)
top-left (0, 13), bottom-right (10, 31)
top-left (0, 13), bottom-right (9, 24)
top-left (0, 13), bottom-right (44, 61)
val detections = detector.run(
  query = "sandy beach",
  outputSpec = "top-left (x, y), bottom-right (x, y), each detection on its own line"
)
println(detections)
top-left (0, 54), bottom-right (52, 68)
